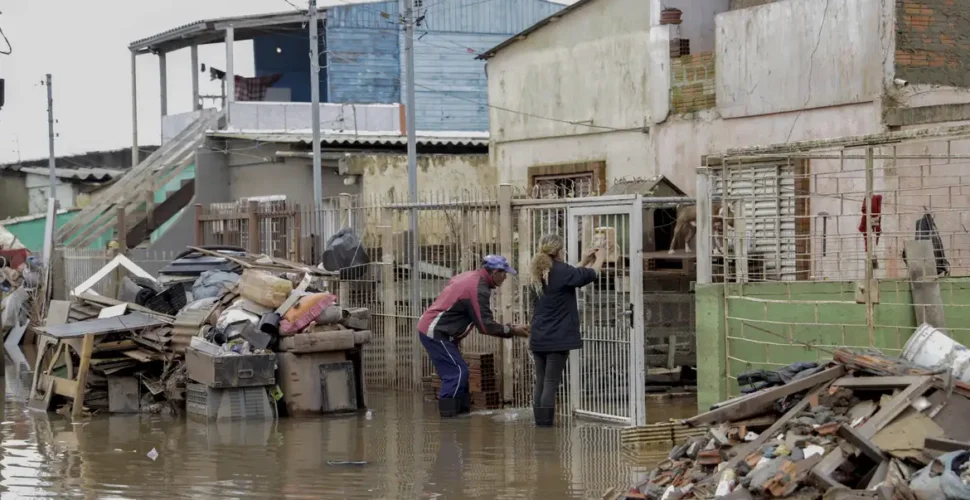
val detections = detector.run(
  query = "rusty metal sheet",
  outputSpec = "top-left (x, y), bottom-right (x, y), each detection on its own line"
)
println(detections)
top-left (35, 313), bottom-right (166, 338)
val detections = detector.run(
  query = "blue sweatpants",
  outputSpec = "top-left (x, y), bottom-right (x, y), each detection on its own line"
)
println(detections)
top-left (419, 334), bottom-right (469, 399)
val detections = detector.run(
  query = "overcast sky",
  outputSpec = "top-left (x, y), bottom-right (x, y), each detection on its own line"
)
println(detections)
top-left (0, 0), bottom-right (570, 165)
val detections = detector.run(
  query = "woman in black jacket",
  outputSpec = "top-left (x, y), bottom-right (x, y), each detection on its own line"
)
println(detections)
top-left (528, 234), bottom-right (605, 427)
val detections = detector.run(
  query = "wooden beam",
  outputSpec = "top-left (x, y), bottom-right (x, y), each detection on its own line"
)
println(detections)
top-left (925, 437), bottom-right (970, 453)
top-left (72, 333), bottom-right (95, 419)
top-left (126, 179), bottom-right (195, 248)
top-left (837, 424), bottom-right (886, 463)
top-left (833, 376), bottom-right (927, 388)
top-left (686, 365), bottom-right (845, 426)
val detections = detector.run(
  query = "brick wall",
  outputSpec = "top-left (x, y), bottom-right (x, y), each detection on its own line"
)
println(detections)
top-left (670, 53), bottom-right (716, 114)
top-left (895, 0), bottom-right (970, 88)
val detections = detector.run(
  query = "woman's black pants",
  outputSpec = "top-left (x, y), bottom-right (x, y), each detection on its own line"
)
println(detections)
top-left (532, 351), bottom-right (569, 408)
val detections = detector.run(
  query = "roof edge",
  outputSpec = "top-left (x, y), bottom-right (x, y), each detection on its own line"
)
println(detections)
top-left (477, 0), bottom-right (599, 60)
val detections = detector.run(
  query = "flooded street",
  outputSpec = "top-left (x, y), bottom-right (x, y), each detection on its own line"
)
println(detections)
top-left (1, 361), bottom-right (694, 499)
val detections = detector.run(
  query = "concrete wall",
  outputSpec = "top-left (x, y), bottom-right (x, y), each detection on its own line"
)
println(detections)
top-left (25, 174), bottom-right (75, 213)
top-left (0, 173), bottom-right (28, 219)
top-left (224, 140), bottom-right (352, 206)
top-left (728, 0), bottom-right (780, 9)
top-left (487, 0), bottom-right (664, 144)
top-left (348, 153), bottom-right (494, 202)
top-left (226, 102), bottom-right (403, 133)
top-left (696, 279), bottom-right (970, 409)
top-left (715, 0), bottom-right (892, 119)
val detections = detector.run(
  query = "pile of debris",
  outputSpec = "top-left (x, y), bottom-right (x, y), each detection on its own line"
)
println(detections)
top-left (28, 245), bottom-right (372, 419)
top-left (1, 248), bottom-right (45, 365)
top-left (616, 333), bottom-right (970, 499)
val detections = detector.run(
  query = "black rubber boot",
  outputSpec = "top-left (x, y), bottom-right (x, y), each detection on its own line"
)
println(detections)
top-left (534, 407), bottom-right (555, 427)
top-left (459, 393), bottom-right (471, 414)
top-left (439, 397), bottom-right (461, 418)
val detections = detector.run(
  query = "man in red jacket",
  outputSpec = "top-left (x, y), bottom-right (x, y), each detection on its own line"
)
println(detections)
top-left (418, 255), bottom-right (529, 417)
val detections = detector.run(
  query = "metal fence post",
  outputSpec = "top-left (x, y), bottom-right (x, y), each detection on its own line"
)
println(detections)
top-left (498, 184), bottom-right (514, 403)
top-left (865, 147), bottom-right (875, 346)
top-left (696, 168), bottom-right (713, 285)
top-left (339, 193), bottom-right (351, 228)
top-left (380, 208), bottom-right (398, 388)
top-left (247, 200), bottom-right (260, 254)
top-left (293, 204), bottom-right (302, 263)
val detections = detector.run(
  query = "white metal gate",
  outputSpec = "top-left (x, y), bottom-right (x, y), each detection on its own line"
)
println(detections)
top-left (565, 198), bottom-right (645, 425)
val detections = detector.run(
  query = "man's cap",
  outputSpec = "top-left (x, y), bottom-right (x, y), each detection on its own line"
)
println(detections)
top-left (482, 254), bottom-right (516, 275)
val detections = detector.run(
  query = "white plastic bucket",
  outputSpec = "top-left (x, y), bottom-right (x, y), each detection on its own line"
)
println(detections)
top-left (901, 323), bottom-right (970, 383)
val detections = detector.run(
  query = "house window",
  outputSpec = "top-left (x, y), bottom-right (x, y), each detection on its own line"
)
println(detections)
top-left (532, 172), bottom-right (595, 199)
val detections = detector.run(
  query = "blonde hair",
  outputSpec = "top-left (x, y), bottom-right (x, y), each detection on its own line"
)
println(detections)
top-left (530, 234), bottom-right (564, 295)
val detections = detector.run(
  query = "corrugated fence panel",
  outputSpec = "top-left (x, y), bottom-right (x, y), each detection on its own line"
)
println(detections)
top-left (327, 27), bottom-right (401, 104)
top-left (326, 1), bottom-right (399, 29)
top-left (420, 0), bottom-right (564, 34)
top-left (411, 32), bottom-right (509, 131)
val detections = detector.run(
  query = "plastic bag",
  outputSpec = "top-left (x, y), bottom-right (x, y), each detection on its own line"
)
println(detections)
top-left (910, 451), bottom-right (970, 499)
top-left (192, 271), bottom-right (240, 300)
top-left (322, 228), bottom-right (370, 279)
top-left (1, 287), bottom-right (29, 333)
top-left (238, 269), bottom-right (292, 308)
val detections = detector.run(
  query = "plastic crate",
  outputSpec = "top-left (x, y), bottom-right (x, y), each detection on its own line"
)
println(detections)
top-left (186, 382), bottom-right (277, 420)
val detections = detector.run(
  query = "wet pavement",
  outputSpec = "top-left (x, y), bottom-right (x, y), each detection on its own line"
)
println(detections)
top-left (1, 360), bottom-right (694, 499)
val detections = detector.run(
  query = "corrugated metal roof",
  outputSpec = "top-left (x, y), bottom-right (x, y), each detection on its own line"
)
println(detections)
top-left (17, 167), bottom-right (123, 182)
top-left (208, 130), bottom-right (490, 147)
top-left (478, 0), bottom-right (600, 60)
top-left (128, 8), bottom-right (327, 53)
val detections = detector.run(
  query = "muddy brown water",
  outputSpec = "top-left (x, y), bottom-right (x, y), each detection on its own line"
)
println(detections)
top-left (1, 361), bottom-right (694, 499)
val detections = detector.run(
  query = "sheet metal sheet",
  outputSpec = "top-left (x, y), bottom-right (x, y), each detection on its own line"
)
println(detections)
top-left (36, 313), bottom-right (165, 338)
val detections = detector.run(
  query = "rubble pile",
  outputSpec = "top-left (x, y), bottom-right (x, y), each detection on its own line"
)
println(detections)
top-left (28, 246), bottom-right (372, 419)
top-left (616, 344), bottom-right (970, 499)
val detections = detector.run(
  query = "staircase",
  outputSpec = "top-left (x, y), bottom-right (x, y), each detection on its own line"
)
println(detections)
top-left (57, 110), bottom-right (224, 249)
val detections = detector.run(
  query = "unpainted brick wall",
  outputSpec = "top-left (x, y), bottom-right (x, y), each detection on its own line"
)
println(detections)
top-left (670, 53), bottom-right (716, 114)
top-left (895, 0), bottom-right (970, 87)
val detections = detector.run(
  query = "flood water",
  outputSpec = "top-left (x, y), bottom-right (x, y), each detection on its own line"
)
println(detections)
top-left (1, 359), bottom-right (694, 499)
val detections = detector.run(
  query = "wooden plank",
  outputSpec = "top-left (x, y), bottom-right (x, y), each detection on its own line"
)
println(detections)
top-left (121, 348), bottom-right (156, 363)
top-left (71, 254), bottom-right (157, 296)
top-left (924, 437), bottom-right (970, 452)
top-left (833, 376), bottom-right (927, 388)
top-left (39, 374), bottom-right (79, 398)
top-left (36, 313), bottom-right (166, 338)
top-left (837, 424), bottom-right (887, 462)
top-left (72, 333), bottom-right (95, 419)
top-left (57, 112), bottom-right (215, 240)
top-left (47, 300), bottom-right (72, 326)
top-left (685, 365), bottom-right (845, 426)
top-left (858, 377), bottom-right (934, 436)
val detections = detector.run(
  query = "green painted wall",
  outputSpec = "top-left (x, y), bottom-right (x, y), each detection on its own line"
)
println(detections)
top-left (695, 278), bottom-right (970, 412)
top-left (4, 211), bottom-right (79, 253)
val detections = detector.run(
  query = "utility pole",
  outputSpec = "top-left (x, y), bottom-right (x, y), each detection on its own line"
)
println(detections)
top-left (404, 0), bottom-right (420, 383)
top-left (46, 74), bottom-right (55, 195)
top-left (309, 0), bottom-right (323, 213)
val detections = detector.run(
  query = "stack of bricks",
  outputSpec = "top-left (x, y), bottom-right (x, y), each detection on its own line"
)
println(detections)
top-left (669, 52), bottom-right (716, 114)
top-left (425, 353), bottom-right (501, 410)
top-left (466, 352), bottom-right (501, 410)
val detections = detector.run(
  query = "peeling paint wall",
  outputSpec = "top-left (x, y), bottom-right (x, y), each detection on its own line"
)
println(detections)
top-left (488, 0), bottom-right (664, 144)
top-left (349, 153), bottom-right (494, 202)
top-left (716, 0), bottom-right (891, 119)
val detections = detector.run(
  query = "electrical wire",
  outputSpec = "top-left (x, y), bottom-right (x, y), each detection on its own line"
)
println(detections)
top-left (0, 23), bottom-right (11, 55)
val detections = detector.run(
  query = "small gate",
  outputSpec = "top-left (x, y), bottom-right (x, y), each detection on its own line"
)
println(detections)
top-left (564, 197), bottom-right (646, 425)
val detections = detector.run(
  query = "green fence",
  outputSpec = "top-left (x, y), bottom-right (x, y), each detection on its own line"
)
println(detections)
top-left (696, 279), bottom-right (970, 411)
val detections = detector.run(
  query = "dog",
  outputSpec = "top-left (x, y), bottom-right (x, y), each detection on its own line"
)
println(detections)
top-left (668, 203), bottom-right (734, 255)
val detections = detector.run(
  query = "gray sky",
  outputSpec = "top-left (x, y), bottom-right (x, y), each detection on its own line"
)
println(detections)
top-left (0, 0), bottom-right (570, 165)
